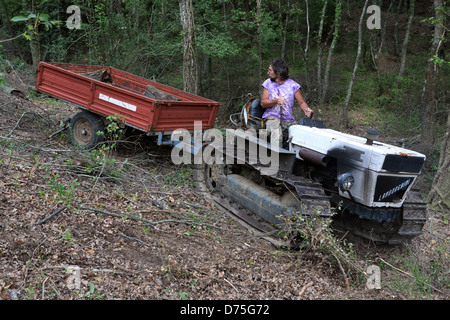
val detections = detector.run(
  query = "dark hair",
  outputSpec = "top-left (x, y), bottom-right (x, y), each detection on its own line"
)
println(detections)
top-left (271, 58), bottom-right (289, 81)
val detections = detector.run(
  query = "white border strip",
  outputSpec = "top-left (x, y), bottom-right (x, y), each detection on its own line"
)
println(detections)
top-left (99, 93), bottom-right (137, 112)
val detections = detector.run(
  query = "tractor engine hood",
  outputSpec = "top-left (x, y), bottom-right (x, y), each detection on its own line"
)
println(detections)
top-left (288, 125), bottom-right (426, 208)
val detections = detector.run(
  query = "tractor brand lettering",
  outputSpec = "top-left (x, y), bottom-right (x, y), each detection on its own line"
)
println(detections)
top-left (98, 93), bottom-right (137, 112)
top-left (378, 178), bottom-right (411, 201)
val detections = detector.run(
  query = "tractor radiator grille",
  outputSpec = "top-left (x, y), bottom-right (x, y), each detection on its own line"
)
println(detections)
top-left (374, 176), bottom-right (412, 203)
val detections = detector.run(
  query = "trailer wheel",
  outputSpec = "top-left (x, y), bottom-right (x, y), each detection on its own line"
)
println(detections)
top-left (69, 111), bottom-right (105, 149)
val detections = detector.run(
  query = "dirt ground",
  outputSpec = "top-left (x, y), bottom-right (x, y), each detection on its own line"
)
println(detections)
top-left (0, 68), bottom-right (448, 304)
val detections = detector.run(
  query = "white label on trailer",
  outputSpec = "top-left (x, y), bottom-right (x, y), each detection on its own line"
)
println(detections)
top-left (99, 93), bottom-right (137, 112)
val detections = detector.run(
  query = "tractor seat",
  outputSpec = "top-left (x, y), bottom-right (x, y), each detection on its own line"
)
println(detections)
top-left (245, 98), bottom-right (265, 130)
top-left (248, 99), bottom-right (264, 118)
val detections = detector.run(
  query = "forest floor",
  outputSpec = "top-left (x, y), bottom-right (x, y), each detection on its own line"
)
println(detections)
top-left (0, 67), bottom-right (448, 304)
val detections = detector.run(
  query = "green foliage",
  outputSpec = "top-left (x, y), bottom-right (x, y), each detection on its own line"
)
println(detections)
top-left (78, 283), bottom-right (106, 300)
top-left (62, 230), bottom-right (76, 245)
top-left (41, 173), bottom-right (79, 207)
top-left (340, 64), bottom-right (426, 136)
top-left (197, 32), bottom-right (239, 58)
top-left (11, 12), bottom-right (60, 40)
top-left (163, 167), bottom-right (193, 187)
top-left (0, 72), bottom-right (5, 89)
top-left (11, 12), bottom-right (59, 30)
top-left (76, 0), bottom-right (182, 79)
top-left (81, 114), bottom-right (128, 179)
top-left (102, 113), bottom-right (126, 149)
top-left (389, 244), bottom-right (450, 298)
top-left (420, 3), bottom-right (449, 27)
top-left (428, 54), bottom-right (450, 67)
top-left (279, 210), bottom-right (364, 282)
top-left (1, 0), bottom-right (447, 136)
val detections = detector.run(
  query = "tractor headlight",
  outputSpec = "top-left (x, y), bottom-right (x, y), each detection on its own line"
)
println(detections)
top-left (337, 173), bottom-right (354, 191)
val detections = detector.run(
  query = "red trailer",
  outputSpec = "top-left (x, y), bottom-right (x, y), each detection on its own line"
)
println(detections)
top-left (35, 62), bottom-right (220, 148)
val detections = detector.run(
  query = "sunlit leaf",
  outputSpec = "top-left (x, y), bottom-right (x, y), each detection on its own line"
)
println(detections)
top-left (11, 16), bottom-right (28, 22)
top-left (38, 13), bottom-right (50, 22)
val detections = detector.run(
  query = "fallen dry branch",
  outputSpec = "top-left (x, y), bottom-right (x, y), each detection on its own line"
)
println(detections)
top-left (30, 206), bottom-right (67, 226)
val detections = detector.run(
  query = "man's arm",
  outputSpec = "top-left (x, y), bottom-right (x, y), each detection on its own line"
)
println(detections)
top-left (295, 89), bottom-right (313, 118)
top-left (261, 88), bottom-right (284, 109)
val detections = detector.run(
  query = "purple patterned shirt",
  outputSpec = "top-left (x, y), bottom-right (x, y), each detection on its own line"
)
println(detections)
top-left (261, 78), bottom-right (301, 122)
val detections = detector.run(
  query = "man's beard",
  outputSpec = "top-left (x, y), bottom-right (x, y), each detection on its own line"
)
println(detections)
top-left (270, 77), bottom-right (277, 82)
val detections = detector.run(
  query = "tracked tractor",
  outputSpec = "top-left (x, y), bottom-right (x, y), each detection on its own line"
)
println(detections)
top-left (192, 97), bottom-right (427, 244)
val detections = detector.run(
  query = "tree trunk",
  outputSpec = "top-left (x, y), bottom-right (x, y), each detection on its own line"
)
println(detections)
top-left (378, 0), bottom-right (395, 55)
top-left (393, 0), bottom-right (404, 56)
top-left (428, 111), bottom-right (450, 211)
top-left (179, 0), bottom-right (198, 95)
top-left (256, 0), bottom-right (263, 82)
top-left (316, 0), bottom-right (328, 103)
top-left (304, 0), bottom-right (310, 59)
top-left (343, 0), bottom-right (369, 126)
top-left (398, 0), bottom-right (415, 77)
top-left (280, 0), bottom-right (290, 60)
top-left (345, 0), bottom-right (351, 18)
top-left (30, 30), bottom-right (40, 76)
top-left (420, 0), bottom-right (445, 143)
top-left (303, 0), bottom-right (311, 87)
top-left (319, 0), bottom-right (342, 110)
top-left (200, 26), bottom-right (213, 98)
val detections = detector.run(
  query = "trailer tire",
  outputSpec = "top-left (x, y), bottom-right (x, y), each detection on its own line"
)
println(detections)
top-left (69, 111), bottom-right (105, 149)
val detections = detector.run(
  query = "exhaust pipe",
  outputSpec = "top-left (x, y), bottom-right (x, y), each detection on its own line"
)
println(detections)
top-left (298, 147), bottom-right (329, 167)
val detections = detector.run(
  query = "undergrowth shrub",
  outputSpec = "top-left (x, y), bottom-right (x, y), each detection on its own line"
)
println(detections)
top-left (279, 210), bottom-right (366, 288)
